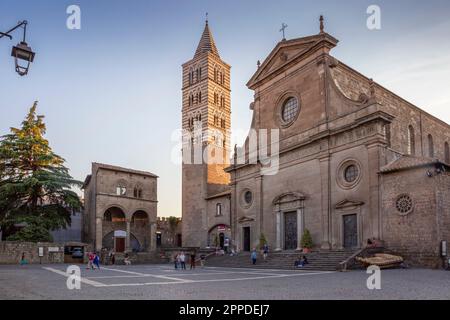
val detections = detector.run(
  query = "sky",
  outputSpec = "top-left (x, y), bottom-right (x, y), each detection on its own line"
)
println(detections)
top-left (1, 0), bottom-right (450, 217)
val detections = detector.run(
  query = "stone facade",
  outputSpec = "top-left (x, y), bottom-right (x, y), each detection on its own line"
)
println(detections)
top-left (381, 161), bottom-right (450, 268)
top-left (82, 163), bottom-right (158, 252)
top-left (156, 217), bottom-right (182, 248)
top-left (181, 21), bottom-right (232, 248)
top-left (181, 18), bottom-right (450, 267)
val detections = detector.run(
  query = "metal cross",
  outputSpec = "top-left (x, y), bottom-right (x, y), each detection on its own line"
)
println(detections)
top-left (280, 23), bottom-right (288, 40)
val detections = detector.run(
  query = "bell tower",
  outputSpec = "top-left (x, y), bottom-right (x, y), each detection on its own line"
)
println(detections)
top-left (181, 19), bottom-right (231, 247)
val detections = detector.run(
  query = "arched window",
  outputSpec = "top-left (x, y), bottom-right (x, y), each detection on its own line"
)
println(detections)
top-left (116, 185), bottom-right (126, 196)
top-left (198, 91), bottom-right (202, 103)
top-left (407, 125), bottom-right (415, 155)
top-left (216, 203), bottom-right (222, 216)
top-left (445, 142), bottom-right (449, 164)
top-left (428, 134), bottom-right (434, 158)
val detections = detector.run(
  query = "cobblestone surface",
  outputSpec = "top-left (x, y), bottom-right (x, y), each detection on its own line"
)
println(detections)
top-left (0, 264), bottom-right (449, 300)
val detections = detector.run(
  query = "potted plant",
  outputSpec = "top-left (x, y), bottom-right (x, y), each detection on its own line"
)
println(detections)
top-left (259, 233), bottom-right (267, 250)
top-left (301, 229), bottom-right (313, 253)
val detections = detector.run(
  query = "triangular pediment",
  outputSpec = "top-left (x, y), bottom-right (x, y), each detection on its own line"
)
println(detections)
top-left (247, 33), bottom-right (338, 89)
top-left (335, 199), bottom-right (365, 210)
top-left (238, 216), bottom-right (255, 223)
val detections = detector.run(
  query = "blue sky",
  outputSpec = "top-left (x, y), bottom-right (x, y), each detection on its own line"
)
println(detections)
top-left (1, 0), bottom-right (450, 216)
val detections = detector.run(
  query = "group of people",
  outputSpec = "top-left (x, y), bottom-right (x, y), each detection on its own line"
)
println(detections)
top-left (173, 251), bottom-right (207, 269)
top-left (294, 255), bottom-right (309, 268)
top-left (250, 243), bottom-right (270, 265)
top-left (86, 252), bottom-right (101, 270)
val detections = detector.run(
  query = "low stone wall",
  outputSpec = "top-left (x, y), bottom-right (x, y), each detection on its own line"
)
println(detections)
top-left (0, 241), bottom-right (64, 264)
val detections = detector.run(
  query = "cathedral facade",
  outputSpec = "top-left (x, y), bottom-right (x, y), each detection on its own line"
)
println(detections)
top-left (182, 18), bottom-right (450, 267)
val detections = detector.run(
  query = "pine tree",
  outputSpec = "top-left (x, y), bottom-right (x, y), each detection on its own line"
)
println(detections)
top-left (0, 102), bottom-right (82, 241)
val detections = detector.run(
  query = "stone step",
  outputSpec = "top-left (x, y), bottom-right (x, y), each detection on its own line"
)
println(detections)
top-left (205, 250), bottom-right (357, 271)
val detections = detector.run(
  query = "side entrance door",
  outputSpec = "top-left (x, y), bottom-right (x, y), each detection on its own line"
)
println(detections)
top-left (284, 212), bottom-right (298, 250)
top-left (343, 214), bottom-right (358, 249)
top-left (115, 237), bottom-right (125, 252)
top-left (243, 227), bottom-right (251, 251)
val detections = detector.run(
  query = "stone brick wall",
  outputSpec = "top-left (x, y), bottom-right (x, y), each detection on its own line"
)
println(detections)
top-left (0, 242), bottom-right (64, 264)
top-left (331, 62), bottom-right (450, 160)
top-left (381, 167), bottom-right (448, 268)
top-left (157, 217), bottom-right (182, 247)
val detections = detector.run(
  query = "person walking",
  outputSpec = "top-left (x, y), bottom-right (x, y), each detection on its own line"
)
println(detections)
top-left (174, 253), bottom-right (179, 269)
top-left (251, 248), bottom-right (257, 265)
top-left (224, 238), bottom-right (230, 254)
top-left (180, 252), bottom-right (186, 270)
top-left (263, 243), bottom-right (269, 261)
top-left (190, 251), bottom-right (196, 269)
top-left (93, 252), bottom-right (101, 270)
top-left (86, 252), bottom-right (95, 270)
top-left (200, 253), bottom-right (206, 268)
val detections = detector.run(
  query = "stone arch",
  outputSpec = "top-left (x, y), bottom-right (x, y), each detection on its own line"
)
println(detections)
top-left (103, 206), bottom-right (127, 222)
top-left (131, 210), bottom-right (149, 225)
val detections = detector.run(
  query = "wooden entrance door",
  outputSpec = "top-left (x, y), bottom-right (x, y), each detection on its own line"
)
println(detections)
top-left (284, 212), bottom-right (298, 250)
top-left (115, 237), bottom-right (125, 252)
top-left (343, 214), bottom-right (358, 248)
top-left (243, 227), bottom-right (251, 251)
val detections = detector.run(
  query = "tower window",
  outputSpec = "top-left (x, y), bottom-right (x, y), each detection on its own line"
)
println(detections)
top-left (216, 203), bottom-right (222, 216)
top-left (445, 142), bottom-right (449, 164)
top-left (428, 134), bottom-right (434, 158)
top-left (407, 125), bottom-right (415, 155)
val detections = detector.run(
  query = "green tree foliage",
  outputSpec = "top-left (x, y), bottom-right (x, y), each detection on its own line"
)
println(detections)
top-left (0, 102), bottom-right (82, 242)
top-left (301, 229), bottom-right (313, 249)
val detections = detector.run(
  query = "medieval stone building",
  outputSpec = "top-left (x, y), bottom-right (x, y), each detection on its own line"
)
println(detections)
top-left (181, 17), bottom-right (450, 267)
top-left (82, 163), bottom-right (158, 253)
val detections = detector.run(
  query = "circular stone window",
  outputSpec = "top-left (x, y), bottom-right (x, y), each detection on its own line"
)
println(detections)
top-left (241, 190), bottom-right (253, 208)
top-left (337, 160), bottom-right (362, 190)
top-left (244, 191), bottom-right (253, 205)
top-left (344, 165), bottom-right (359, 183)
top-left (281, 97), bottom-right (299, 124)
top-left (396, 194), bottom-right (413, 215)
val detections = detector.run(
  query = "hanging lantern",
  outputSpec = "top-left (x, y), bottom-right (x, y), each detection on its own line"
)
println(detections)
top-left (11, 41), bottom-right (35, 76)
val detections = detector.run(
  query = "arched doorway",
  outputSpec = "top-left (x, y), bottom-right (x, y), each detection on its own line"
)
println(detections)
top-left (103, 207), bottom-right (126, 252)
top-left (208, 224), bottom-right (231, 248)
top-left (131, 210), bottom-right (150, 252)
top-left (272, 192), bottom-right (306, 251)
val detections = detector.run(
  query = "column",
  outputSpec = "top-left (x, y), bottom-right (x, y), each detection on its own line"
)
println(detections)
top-left (275, 211), bottom-right (282, 251)
top-left (319, 155), bottom-right (331, 250)
top-left (125, 220), bottom-right (131, 251)
top-left (367, 142), bottom-right (382, 241)
top-left (149, 222), bottom-right (156, 251)
top-left (296, 208), bottom-right (303, 251)
top-left (95, 217), bottom-right (102, 251)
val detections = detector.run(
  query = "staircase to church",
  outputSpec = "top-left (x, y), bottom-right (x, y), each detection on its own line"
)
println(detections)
top-left (205, 250), bottom-right (356, 271)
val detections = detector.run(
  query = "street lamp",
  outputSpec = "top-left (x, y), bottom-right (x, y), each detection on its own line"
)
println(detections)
top-left (0, 20), bottom-right (35, 76)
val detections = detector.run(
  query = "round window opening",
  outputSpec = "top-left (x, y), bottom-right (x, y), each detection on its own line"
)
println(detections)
top-left (344, 165), bottom-right (359, 183)
top-left (281, 97), bottom-right (299, 123)
top-left (396, 195), bottom-right (413, 214)
top-left (244, 191), bottom-right (253, 205)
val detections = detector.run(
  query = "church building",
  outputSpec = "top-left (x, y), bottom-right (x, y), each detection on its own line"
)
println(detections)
top-left (182, 17), bottom-right (450, 267)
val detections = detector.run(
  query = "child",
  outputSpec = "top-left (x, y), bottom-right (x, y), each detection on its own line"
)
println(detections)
top-left (200, 254), bottom-right (206, 268)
